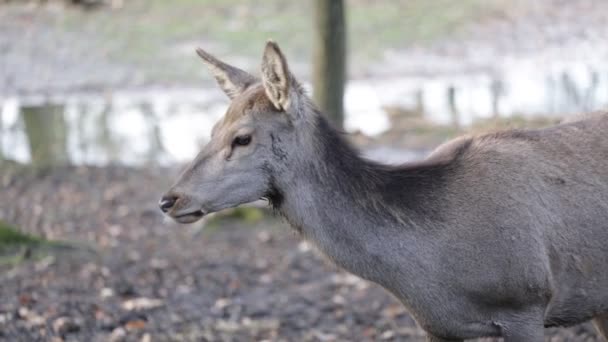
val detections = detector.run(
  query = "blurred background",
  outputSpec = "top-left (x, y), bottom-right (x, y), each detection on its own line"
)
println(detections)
top-left (1, 0), bottom-right (606, 341)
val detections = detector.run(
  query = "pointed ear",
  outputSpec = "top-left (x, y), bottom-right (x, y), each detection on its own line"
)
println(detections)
top-left (261, 41), bottom-right (293, 111)
top-left (196, 48), bottom-right (257, 99)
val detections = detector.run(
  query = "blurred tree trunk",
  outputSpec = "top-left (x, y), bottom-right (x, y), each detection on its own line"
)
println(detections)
top-left (0, 104), bottom-right (4, 163)
top-left (96, 102), bottom-right (119, 162)
top-left (312, 0), bottom-right (346, 128)
top-left (139, 102), bottom-right (166, 165)
top-left (447, 86), bottom-right (459, 128)
top-left (22, 104), bottom-right (68, 168)
top-left (491, 79), bottom-right (503, 118)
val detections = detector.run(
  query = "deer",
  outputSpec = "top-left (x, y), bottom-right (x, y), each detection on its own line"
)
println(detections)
top-left (159, 41), bottom-right (608, 341)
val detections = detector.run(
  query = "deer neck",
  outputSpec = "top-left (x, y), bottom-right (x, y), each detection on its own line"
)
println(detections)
top-left (269, 115), bottom-right (447, 283)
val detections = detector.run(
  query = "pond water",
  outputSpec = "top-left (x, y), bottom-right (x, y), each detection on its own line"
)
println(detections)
top-left (2, 58), bottom-right (608, 167)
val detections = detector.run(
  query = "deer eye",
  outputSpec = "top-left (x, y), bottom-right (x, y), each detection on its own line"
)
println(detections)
top-left (233, 135), bottom-right (252, 147)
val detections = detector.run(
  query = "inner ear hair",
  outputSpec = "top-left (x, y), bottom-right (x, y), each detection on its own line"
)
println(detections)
top-left (261, 41), bottom-right (292, 111)
top-left (196, 48), bottom-right (257, 99)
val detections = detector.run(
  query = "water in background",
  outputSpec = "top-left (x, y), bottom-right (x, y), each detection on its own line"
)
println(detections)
top-left (2, 59), bottom-right (607, 167)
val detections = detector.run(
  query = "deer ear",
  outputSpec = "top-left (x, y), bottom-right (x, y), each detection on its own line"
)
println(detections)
top-left (261, 41), bottom-right (292, 111)
top-left (196, 48), bottom-right (257, 99)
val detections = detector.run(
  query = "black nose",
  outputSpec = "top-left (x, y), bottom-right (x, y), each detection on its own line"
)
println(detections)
top-left (159, 194), bottom-right (178, 213)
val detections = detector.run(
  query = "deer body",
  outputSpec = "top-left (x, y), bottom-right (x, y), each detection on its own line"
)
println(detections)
top-left (275, 112), bottom-right (608, 340)
top-left (160, 42), bottom-right (608, 341)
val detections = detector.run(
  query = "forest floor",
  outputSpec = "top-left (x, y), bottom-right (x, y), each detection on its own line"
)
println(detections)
top-left (0, 164), bottom-right (602, 341)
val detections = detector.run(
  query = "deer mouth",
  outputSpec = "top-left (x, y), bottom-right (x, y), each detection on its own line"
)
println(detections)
top-left (172, 210), bottom-right (206, 224)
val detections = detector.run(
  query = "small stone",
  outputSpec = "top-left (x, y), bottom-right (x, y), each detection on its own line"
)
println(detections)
top-left (52, 316), bottom-right (81, 335)
top-left (175, 284), bottom-right (192, 295)
top-left (213, 298), bottom-right (231, 310)
top-left (26, 313), bottom-right (45, 327)
top-left (256, 230), bottom-right (273, 243)
top-left (380, 330), bottom-right (395, 340)
top-left (332, 294), bottom-right (346, 305)
top-left (116, 205), bottom-right (130, 217)
top-left (149, 258), bottom-right (169, 269)
top-left (121, 297), bottom-right (163, 311)
top-left (0, 313), bottom-right (10, 324)
top-left (18, 307), bottom-right (29, 318)
top-left (108, 225), bottom-right (122, 237)
top-left (312, 330), bottom-right (337, 341)
top-left (381, 303), bottom-right (405, 318)
top-left (109, 327), bottom-right (126, 342)
top-left (17, 307), bottom-right (45, 327)
top-left (100, 287), bottom-right (114, 298)
top-left (298, 241), bottom-right (311, 252)
top-left (259, 273), bottom-right (273, 284)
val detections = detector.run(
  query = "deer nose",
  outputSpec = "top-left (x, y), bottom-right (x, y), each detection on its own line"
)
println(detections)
top-left (159, 194), bottom-right (178, 213)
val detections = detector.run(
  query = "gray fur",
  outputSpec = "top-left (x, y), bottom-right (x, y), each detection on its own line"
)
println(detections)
top-left (162, 42), bottom-right (608, 341)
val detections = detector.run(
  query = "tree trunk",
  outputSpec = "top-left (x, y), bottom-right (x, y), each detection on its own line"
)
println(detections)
top-left (312, 0), bottom-right (346, 128)
top-left (447, 86), bottom-right (459, 128)
top-left (0, 103), bottom-right (4, 163)
top-left (490, 79), bottom-right (503, 118)
top-left (22, 103), bottom-right (68, 168)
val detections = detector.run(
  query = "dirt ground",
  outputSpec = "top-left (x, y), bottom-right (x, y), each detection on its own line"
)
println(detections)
top-left (0, 165), bottom-right (602, 341)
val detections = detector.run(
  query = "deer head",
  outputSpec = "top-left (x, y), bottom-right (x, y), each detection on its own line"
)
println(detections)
top-left (159, 41), bottom-right (311, 223)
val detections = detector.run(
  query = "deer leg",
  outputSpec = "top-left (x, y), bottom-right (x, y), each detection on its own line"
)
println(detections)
top-left (593, 314), bottom-right (608, 341)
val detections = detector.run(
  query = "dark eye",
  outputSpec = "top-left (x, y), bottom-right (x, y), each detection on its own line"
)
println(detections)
top-left (233, 135), bottom-right (251, 146)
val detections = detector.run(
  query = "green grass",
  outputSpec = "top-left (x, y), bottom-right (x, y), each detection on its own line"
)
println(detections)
top-left (190, 206), bottom-right (274, 237)
top-left (0, 220), bottom-right (45, 265)
top-left (52, 0), bottom-right (506, 83)
top-left (349, 0), bottom-right (503, 60)
top-left (0, 220), bottom-right (94, 266)
top-left (0, 221), bottom-right (43, 246)
top-left (58, 0), bottom-right (312, 82)
top-left (205, 206), bottom-right (267, 229)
